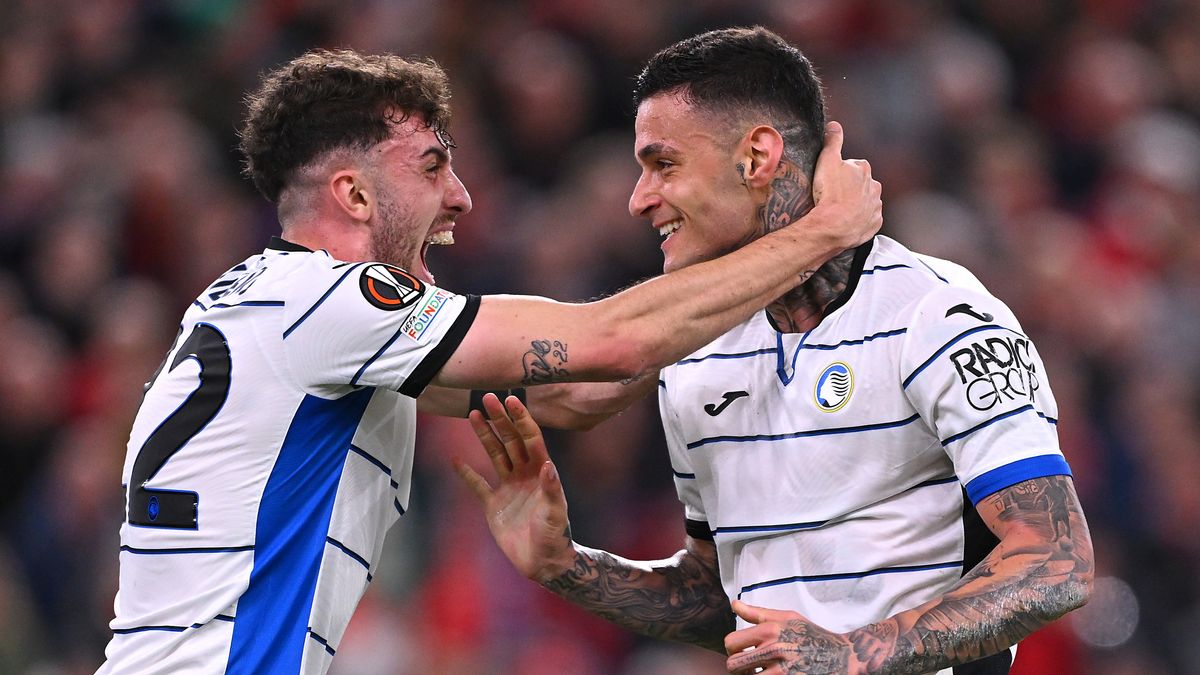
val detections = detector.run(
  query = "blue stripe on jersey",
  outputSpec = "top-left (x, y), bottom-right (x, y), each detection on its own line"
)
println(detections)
top-left (226, 388), bottom-right (373, 675)
top-left (326, 536), bottom-right (370, 571)
top-left (902, 325), bottom-right (1017, 389)
top-left (672, 469), bottom-right (696, 479)
top-left (657, 379), bottom-right (666, 389)
top-left (678, 347), bottom-right (778, 366)
top-left (739, 560), bottom-right (963, 597)
top-left (349, 444), bottom-right (391, 475)
top-left (394, 498), bottom-right (406, 515)
top-left (686, 413), bottom-right (921, 449)
top-left (964, 454), bottom-right (1073, 505)
top-left (940, 404), bottom-right (1046, 446)
top-left (283, 263), bottom-right (365, 339)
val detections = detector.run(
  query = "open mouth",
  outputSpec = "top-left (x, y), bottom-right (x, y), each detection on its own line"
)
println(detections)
top-left (656, 219), bottom-right (682, 238)
top-left (417, 229), bottom-right (455, 283)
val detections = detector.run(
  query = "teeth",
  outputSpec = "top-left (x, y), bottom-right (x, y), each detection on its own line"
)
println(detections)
top-left (657, 220), bottom-right (682, 237)
top-left (426, 231), bottom-right (454, 245)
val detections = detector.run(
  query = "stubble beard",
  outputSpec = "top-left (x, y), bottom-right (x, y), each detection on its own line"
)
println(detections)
top-left (370, 193), bottom-right (423, 273)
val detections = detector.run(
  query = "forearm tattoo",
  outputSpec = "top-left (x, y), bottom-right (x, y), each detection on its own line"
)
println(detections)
top-left (540, 548), bottom-right (734, 653)
top-left (844, 476), bottom-right (1093, 673)
top-left (521, 339), bottom-right (569, 385)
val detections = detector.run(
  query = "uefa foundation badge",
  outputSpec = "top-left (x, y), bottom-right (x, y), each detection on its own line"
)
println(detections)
top-left (814, 362), bottom-right (854, 412)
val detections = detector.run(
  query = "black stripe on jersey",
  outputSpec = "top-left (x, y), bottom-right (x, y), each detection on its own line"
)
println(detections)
top-left (819, 238), bottom-right (873, 318)
top-left (399, 294), bottom-right (481, 398)
top-left (111, 614), bottom-right (236, 635)
top-left (686, 413), bottom-right (921, 449)
top-left (193, 300), bottom-right (207, 311)
top-left (120, 544), bottom-right (255, 555)
top-left (860, 263), bottom-right (911, 275)
top-left (672, 469), bottom-right (696, 479)
top-left (282, 263), bottom-right (366, 339)
top-left (907, 475), bottom-right (959, 491)
top-left (954, 649), bottom-right (1012, 674)
top-left (267, 236), bottom-right (312, 253)
top-left (211, 300), bottom-right (285, 308)
top-left (394, 498), bottom-right (406, 515)
top-left (940, 404), bottom-right (1044, 446)
top-left (326, 536), bottom-right (370, 571)
top-left (738, 560), bottom-right (963, 596)
top-left (658, 379), bottom-right (666, 389)
top-left (901, 324), bottom-right (1022, 389)
top-left (714, 519), bottom-right (828, 535)
top-left (919, 259), bottom-right (950, 283)
top-left (349, 443), bottom-right (395, 491)
top-left (308, 628), bottom-right (337, 655)
top-left (801, 327), bottom-right (907, 351)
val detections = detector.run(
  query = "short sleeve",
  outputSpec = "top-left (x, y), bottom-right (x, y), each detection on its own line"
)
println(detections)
top-left (281, 261), bottom-right (478, 398)
top-left (898, 285), bottom-right (1070, 505)
top-left (660, 373), bottom-right (710, 538)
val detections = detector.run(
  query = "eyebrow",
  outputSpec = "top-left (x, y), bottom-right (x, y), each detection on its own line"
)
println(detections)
top-left (420, 147), bottom-right (450, 165)
top-left (637, 142), bottom-right (676, 162)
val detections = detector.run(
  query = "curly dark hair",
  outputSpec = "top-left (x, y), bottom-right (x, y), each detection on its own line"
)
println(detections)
top-left (239, 49), bottom-right (453, 202)
top-left (633, 26), bottom-right (826, 174)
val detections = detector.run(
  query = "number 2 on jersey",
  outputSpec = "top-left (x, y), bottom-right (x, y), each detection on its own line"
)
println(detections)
top-left (128, 323), bottom-right (231, 529)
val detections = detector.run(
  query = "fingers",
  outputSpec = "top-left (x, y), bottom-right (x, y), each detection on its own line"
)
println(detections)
top-left (469, 409), bottom-right (512, 478)
top-left (504, 395), bottom-right (551, 463)
top-left (821, 120), bottom-right (844, 159)
top-left (733, 600), bottom-right (802, 623)
top-left (452, 457), bottom-right (493, 505)
top-left (482, 393), bottom-right (531, 466)
top-left (539, 459), bottom-right (567, 505)
top-left (725, 622), bottom-right (773, 655)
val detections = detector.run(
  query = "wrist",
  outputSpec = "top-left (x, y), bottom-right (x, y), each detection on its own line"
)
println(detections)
top-left (534, 541), bottom-right (580, 585)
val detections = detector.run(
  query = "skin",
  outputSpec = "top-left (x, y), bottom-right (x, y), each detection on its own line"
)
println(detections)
top-left (460, 92), bottom-right (1094, 673)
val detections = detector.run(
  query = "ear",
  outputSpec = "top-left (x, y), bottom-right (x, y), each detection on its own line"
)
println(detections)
top-left (329, 170), bottom-right (373, 223)
top-left (736, 125), bottom-right (785, 189)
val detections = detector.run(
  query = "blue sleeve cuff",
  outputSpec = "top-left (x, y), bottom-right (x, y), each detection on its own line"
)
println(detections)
top-left (964, 454), bottom-right (1073, 505)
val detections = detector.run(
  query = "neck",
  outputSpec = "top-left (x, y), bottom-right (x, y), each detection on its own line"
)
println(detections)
top-left (280, 219), bottom-right (370, 262)
top-left (766, 247), bottom-right (857, 333)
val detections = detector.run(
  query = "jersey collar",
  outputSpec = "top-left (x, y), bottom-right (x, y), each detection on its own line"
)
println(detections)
top-left (266, 236), bottom-right (313, 253)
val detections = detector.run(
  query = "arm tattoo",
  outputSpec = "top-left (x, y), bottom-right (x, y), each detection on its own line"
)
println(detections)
top-left (521, 339), bottom-right (569, 385)
top-left (540, 546), bottom-right (733, 652)
top-left (844, 475), bottom-right (1094, 673)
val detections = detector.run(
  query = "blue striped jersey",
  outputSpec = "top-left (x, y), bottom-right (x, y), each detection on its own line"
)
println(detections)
top-left (98, 238), bottom-right (477, 674)
top-left (661, 235), bottom-right (1070, 635)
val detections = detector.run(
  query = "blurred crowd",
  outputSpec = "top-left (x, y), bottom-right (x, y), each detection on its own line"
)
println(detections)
top-left (1, 0), bottom-right (1198, 673)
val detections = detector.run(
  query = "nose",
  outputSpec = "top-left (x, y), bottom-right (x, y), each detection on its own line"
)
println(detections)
top-left (446, 169), bottom-right (473, 215)
top-left (628, 171), bottom-right (658, 218)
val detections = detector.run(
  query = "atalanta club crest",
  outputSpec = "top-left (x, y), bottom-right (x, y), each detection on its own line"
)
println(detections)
top-left (359, 264), bottom-right (424, 311)
top-left (814, 362), bottom-right (854, 412)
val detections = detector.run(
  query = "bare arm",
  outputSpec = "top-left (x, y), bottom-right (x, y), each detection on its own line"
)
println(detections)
top-left (418, 376), bottom-right (658, 430)
top-left (432, 122), bottom-right (881, 390)
top-left (455, 394), bottom-right (733, 651)
top-left (725, 474), bottom-right (1094, 674)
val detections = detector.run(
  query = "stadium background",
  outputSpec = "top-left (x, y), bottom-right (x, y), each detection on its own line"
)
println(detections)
top-left (1, 1), bottom-right (1197, 673)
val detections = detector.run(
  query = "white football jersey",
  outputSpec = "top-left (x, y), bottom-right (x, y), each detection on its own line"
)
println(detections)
top-left (98, 238), bottom-right (478, 674)
top-left (661, 236), bottom-right (1069, 645)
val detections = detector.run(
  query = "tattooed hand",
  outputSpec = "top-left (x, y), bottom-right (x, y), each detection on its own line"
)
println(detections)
top-left (725, 600), bottom-right (858, 674)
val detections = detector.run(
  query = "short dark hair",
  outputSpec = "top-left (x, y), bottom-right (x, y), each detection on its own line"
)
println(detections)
top-left (239, 49), bottom-right (453, 202)
top-left (633, 26), bottom-right (826, 172)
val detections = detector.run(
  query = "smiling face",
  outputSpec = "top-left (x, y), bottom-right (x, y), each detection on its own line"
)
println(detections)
top-left (365, 117), bottom-right (472, 283)
top-left (629, 93), bottom-right (760, 273)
